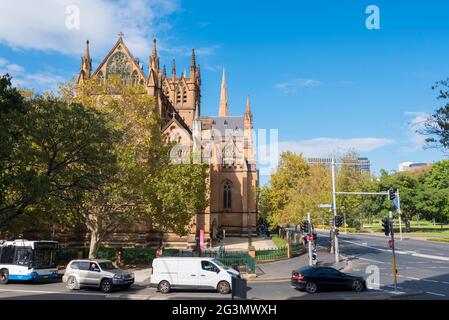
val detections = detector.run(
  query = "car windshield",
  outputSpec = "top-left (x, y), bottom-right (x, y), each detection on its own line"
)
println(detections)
top-left (99, 262), bottom-right (118, 270)
top-left (211, 259), bottom-right (228, 270)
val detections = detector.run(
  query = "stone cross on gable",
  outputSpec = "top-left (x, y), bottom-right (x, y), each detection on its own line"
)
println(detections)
top-left (118, 31), bottom-right (124, 38)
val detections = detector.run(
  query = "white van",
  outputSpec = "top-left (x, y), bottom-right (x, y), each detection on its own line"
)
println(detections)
top-left (150, 257), bottom-right (240, 294)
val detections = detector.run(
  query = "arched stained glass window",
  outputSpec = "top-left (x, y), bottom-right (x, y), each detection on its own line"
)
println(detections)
top-left (223, 181), bottom-right (232, 209)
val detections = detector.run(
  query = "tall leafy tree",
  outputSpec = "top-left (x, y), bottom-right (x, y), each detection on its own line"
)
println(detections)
top-left (421, 78), bottom-right (449, 153)
top-left (1, 75), bottom-right (118, 234)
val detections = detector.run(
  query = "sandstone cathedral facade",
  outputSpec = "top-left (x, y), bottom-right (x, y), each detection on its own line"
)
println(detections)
top-left (76, 34), bottom-right (259, 248)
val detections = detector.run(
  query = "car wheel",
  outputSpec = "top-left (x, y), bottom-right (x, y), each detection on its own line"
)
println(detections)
top-left (158, 280), bottom-right (171, 294)
top-left (217, 281), bottom-right (231, 294)
top-left (100, 279), bottom-right (113, 293)
top-left (0, 269), bottom-right (9, 285)
top-left (66, 276), bottom-right (79, 290)
top-left (352, 280), bottom-right (364, 292)
top-left (305, 282), bottom-right (317, 293)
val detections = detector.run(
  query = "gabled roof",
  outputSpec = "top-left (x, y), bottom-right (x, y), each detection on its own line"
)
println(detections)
top-left (91, 36), bottom-right (146, 82)
top-left (162, 115), bottom-right (192, 137)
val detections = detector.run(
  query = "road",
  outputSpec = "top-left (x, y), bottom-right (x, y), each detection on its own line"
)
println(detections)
top-left (1, 233), bottom-right (448, 300)
top-left (316, 230), bottom-right (449, 300)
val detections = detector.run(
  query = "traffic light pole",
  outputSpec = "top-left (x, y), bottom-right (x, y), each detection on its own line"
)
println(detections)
top-left (331, 158), bottom-right (340, 263)
top-left (397, 189), bottom-right (403, 241)
top-left (389, 211), bottom-right (398, 292)
top-left (307, 212), bottom-right (313, 266)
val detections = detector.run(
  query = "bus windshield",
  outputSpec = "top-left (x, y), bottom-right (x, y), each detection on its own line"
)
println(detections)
top-left (32, 249), bottom-right (57, 269)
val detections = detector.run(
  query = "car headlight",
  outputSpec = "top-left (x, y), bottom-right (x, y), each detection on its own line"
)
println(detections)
top-left (113, 274), bottom-right (123, 279)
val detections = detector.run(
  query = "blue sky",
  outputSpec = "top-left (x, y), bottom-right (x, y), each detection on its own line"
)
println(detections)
top-left (0, 0), bottom-right (448, 184)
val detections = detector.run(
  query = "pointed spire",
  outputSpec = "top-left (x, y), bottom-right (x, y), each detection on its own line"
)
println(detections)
top-left (245, 95), bottom-right (253, 125)
top-left (196, 64), bottom-right (201, 84)
top-left (81, 40), bottom-right (92, 77)
top-left (162, 64), bottom-right (166, 76)
top-left (171, 59), bottom-right (176, 79)
top-left (149, 38), bottom-right (159, 73)
top-left (218, 68), bottom-right (229, 116)
top-left (191, 49), bottom-right (196, 68)
top-left (190, 48), bottom-right (197, 78)
top-left (246, 95), bottom-right (251, 114)
top-left (84, 40), bottom-right (90, 61)
top-left (152, 38), bottom-right (157, 57)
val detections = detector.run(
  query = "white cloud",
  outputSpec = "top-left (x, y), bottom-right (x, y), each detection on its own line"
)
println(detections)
top-left (0, 57), bottom-right (67, 92)
top-left (275, 78), bottom-right (322, 94)
top-left (277, 137), bottom-right (394, 157)
top-left (0, 0), bottom-right (180, 58)
top-left (400, 112), bottom-right (429, 152)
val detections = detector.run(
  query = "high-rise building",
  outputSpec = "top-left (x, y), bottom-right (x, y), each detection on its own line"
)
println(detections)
top-left (398, 162), bottom-right (429, 172)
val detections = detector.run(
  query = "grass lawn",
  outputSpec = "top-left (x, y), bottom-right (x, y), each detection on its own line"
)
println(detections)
top-left (363, 220), bottom-right (449, 239)
top-left (270, 234), bottom-right (286, 248)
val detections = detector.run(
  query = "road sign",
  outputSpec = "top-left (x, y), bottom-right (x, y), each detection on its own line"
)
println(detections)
top-left (307, 234), bottom-right (313, 241)
top-left (388, 240), bottom-right (393, 249)
top-left (318, 204), bottom-right (332, 208)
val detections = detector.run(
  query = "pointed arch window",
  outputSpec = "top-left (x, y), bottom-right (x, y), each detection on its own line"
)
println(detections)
top-left (131, 70), bottom-right (139, 85)
top-left (223, 181), bottom-right (232, 209)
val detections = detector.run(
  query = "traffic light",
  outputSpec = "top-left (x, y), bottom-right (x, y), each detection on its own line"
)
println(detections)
top-left (388, 188), bottom-right (396, 201)
top-left (334, 215), bottom-right (343, 228)
top-left (301, 220), bottom-right (310, 233)
top-left (382, 217), bottom-right (390, 236)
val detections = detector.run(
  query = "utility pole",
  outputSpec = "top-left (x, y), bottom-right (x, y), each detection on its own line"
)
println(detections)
top-left (389, 211), bottom-right (398, 292)
top-left (331, 158), bottom-right (340, 263)
top-left (396, 189), bottom-right (403, 241)
top-left (307, 212), bottom-right (313, 266)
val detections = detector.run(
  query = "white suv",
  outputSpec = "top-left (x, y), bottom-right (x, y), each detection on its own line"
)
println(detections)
top-left (63, 259), bottom-right (134, 293)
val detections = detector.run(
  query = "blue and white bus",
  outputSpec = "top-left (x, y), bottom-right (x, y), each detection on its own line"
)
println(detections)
top-left (0, 239), bottom-right (59, 283)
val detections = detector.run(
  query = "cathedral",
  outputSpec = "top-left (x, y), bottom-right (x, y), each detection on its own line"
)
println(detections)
top-left (76, 34), bottom-right (259, 248)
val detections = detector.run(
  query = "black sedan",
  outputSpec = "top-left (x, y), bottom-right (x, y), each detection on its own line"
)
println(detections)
top-left (291, 266), bottom-right (366, 293)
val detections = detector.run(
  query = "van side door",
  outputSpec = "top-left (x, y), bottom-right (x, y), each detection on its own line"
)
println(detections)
top-left (177, 260), bottom-right (198, 288)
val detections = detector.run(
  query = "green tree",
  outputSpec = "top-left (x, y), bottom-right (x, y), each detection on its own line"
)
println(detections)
top-left (1, 77), bottom-right (118, 235)
top-left (336, 151), bottom-right (373, 228)
top-left (421, 78), bottom-right (449, 152)
top-left (258, 152), bottom-right (310, 227)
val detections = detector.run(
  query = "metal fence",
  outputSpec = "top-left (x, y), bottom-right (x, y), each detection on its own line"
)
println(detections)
top-left (164, 249), bottom-right (256, 274)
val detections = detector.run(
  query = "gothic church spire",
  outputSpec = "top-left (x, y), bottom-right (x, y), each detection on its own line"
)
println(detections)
top-left (218, 68), bottom-right (229, 116)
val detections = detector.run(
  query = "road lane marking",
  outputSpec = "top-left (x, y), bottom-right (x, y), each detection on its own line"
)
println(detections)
top-left (426, 292), bottom-right (445, 297)
top-left (0, 288), bottom-right (107, 296)
top-left (411, 253), bottom-right (449, 262)
top-left (423, 279), bottom-right (439, 283)
top-left (357, 257), bottom-right (386, 264)
top-left (442, 282), bottom-right (449, 285)
top-left (340, 239), bottom-right (449, 262)
top-left (405, 276), bottom-right (421, 280)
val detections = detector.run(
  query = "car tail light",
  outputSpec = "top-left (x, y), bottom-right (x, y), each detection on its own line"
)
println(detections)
top-left (295, 274), bottom-right (304, 280)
